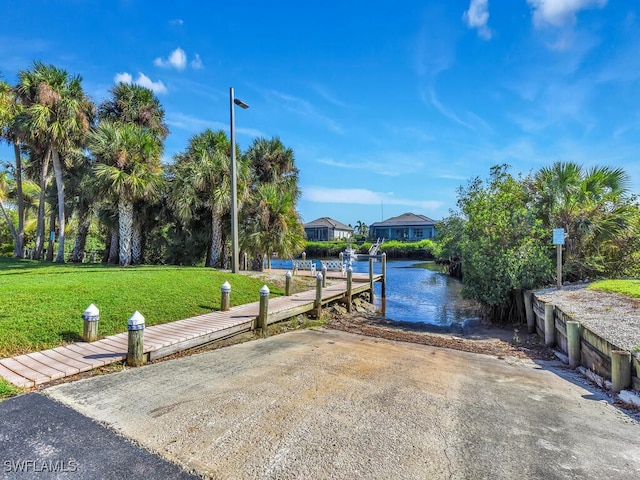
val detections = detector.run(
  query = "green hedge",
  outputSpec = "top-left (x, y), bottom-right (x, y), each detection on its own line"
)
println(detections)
top-left (302, 239), bottom-right (436, 259)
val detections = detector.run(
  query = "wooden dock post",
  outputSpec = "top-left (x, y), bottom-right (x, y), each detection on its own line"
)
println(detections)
top-left (611, 350), bottom-right (632, 393)
top-left (285, 271), bottom-right (292, 296)
top-left (524, 291), bottom-right (535, 333)
top-left (544, 303), bottom-right (555, 346)
top-left (346, 266), bottom-right (353, 313)
top-left (566, 321), bottom-right (581, 368)
top-left (221, 281), bottom-right (231, 311)
top-left (381, 253), bottom-right (387, 299)
top-left (321, 264), bottom-right (327, 287)
top-left (258, 285), bottom-right (269, 335)
top-left (368, 258), bottom-right (374, 303)
top-left (127, 311), bottom-right (145, 367)
top-left (82, 303), bottom-right (99, 342)
top-left (314, 272), bottom-right (323, 318)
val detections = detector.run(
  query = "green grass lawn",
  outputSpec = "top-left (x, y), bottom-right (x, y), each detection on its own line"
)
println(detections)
top-left (0, 257), bottom-right (288, 358)
top-left (589, 279), bottom-right (640, 298)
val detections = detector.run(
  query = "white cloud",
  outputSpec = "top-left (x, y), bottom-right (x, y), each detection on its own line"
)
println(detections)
top-left (170, 19), bottom-right (184, 26)
top-left (154, 47), bottom-right (187, 70)
top-left (191, 54), bottom-right (203, 70)
top-left (114, 72), bottom-right (132, 84)
top-left (463, 0), bottom-right (492, 40)
top-left (303, 187), bottom-right (441, 211)
top-left (527, 0), bottom-right (607, 28)
top-left (113, 72), bottom-right (167, 94)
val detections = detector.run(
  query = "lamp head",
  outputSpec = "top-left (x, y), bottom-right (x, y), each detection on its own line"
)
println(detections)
top-left (234, 98), bottom-right (249, 109)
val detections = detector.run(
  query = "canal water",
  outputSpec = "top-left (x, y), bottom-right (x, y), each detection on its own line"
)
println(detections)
top-left (271, 259), bottom-right (479, 332)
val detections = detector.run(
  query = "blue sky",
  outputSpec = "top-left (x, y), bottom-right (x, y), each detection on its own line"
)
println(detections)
top-left (1, 0), bottom-right (639, 228)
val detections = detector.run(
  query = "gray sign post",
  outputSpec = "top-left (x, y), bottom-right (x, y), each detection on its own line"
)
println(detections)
top-left (552, 228), bottom-right (565, 289)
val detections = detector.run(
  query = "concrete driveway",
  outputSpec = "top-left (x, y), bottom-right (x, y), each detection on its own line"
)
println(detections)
top-left (46, 328), bottom-right (640, 479)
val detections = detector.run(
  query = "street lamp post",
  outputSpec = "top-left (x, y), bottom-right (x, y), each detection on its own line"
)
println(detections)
top-left (230, 87), bottom-right (249, 273)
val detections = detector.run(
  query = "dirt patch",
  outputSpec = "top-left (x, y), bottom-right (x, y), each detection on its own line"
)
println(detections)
top-left (327, 311), bottom-right (555, 361)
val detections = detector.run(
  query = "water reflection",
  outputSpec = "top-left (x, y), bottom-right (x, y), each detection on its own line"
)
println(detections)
top-left (270, 259), bottom-right (479, 329)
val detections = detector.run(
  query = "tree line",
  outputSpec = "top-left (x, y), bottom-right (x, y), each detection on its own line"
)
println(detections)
top-left (435, 163), bottom-right (640, 323)
top-left (0, 62), bottom-right (305, 267)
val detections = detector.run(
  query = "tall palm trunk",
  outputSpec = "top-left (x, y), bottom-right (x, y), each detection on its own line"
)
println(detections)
top-left (0, 199), bottom-right (19, 246)
top-left (46, 208), bottom-right (56, 261)
top-left (118, 196), bottom-right (134, 266)
top-left (13, 141), bottom-right (24, 258)
top-left (207, 209), bottom-right (223, 268)
top-left (34, 148), bottom-right (52, 259)
top-left (131, 216), bottom-right (142, 264)
top-left (51, 149), bottom-right (66, 263)
top-left (71, 201), bottom-right (91, 262)
top-left (108, 229), bottom-right (119, 264)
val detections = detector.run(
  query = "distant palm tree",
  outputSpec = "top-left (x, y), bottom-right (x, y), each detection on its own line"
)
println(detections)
top-left (355, 220), bottom-right (369, 237)
top-left (14, 62), bottom-right (94, 262)
top-left (88, 121), bottom-right (163, 266)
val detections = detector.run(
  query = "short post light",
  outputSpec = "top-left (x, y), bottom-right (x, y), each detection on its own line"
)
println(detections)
top-left (321, 264), bottom-right (327, 287)
top-left (285, 271), bottom-right (292, 296)
top-left (127, 311), bottom-right (145, 367)
top-left (221, 281), bottom-right (231, 311)
top-left (258, 285), bottom-right (270, 335)
top-left (82, 303), bottom-right (99, 342)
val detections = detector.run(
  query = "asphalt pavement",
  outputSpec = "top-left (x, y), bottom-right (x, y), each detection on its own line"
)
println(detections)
top-left (0, 392), bottom-right (197, 479)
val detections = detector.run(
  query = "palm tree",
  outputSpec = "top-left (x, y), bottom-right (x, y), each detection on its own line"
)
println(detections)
top-left (97, 82), bottom-right (167, 265)
top-left (169, 129), bottom-right (248, 268)
top-left (531, 161), bottom-right (635, 277)
top-left (355, 220), bottom-right (369, 237)
top-left (88, 120), bottom-right (163, 266)
top-left (15, 62), bottom-right (94, 262)
top-left (242, 183), bottom-right (305, 269)
top-left (0, 80), bottom-right (26, 257)
top-left (245, 136), bottom-right (299, 196)
top-left (242, 137), bottom-right (304, 269)
top-left (98, 82), bottom-right (168, 139)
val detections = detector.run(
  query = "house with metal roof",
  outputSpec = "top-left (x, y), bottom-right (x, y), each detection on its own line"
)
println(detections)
top-left (304, 217), bottom-right (354, 241)
top-left (369, 212), bottom-right (437, 241)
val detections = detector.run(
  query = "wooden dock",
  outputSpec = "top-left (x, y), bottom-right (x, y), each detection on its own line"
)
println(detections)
top-left (0, 271), bottom-right (381, 388)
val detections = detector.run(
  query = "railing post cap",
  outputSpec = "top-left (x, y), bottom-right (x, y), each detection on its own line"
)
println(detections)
top-left (128, 311), bottom-right (145, 330)
top-left (260, 285), bottom-right (270, 296)
top-left (83, 303), bottom-right (99, 320)
top-left (285, 271), bottom-right (292, 279)
top-left (221, 281), bottom-right (231, 293)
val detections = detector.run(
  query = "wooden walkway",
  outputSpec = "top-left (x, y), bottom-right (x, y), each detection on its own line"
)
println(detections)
top-left (0, 271), bottom-right (381, 388)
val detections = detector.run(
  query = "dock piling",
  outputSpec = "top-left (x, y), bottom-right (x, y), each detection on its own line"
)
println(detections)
top-left (285, 271), bottom-right (292, 296)
top-left (258, 285), bottom-right (270, 335)
top-left (315, 272), bottom-right (323, 318)
top-left (544, 303), bottom-right (555, 346)
top-left (127, 311), bottom-right (145, 367)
